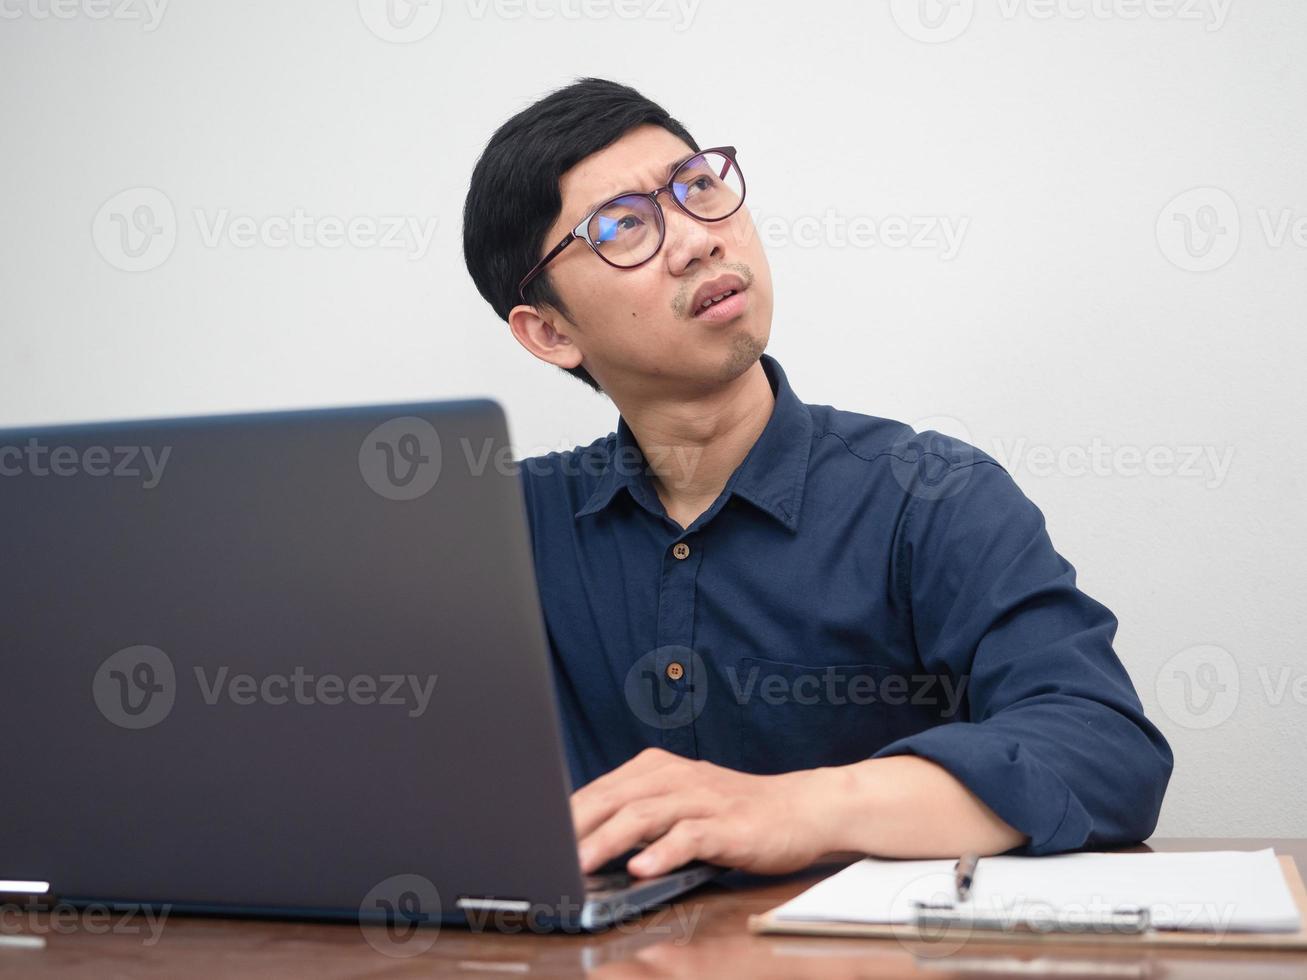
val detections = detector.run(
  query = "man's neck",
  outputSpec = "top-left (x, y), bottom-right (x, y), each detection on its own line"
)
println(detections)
top-left (614, 359), bottom-right (776, 528)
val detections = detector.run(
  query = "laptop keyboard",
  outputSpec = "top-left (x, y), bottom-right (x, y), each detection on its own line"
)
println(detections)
top-left (584, 870), bottom-right (633, 893)
top-left (584, 847), bottom-right (646, 893)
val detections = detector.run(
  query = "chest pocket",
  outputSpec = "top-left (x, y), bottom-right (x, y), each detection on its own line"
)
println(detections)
top-left (728, 657), bottom-right (909, 775)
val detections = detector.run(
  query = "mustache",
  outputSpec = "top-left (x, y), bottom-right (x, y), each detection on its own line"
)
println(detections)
top-left (675, 262), bottom-right (756, 319)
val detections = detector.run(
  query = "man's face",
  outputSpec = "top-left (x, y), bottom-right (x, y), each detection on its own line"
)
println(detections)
top-left (517, 124), bottom-right (774, 395)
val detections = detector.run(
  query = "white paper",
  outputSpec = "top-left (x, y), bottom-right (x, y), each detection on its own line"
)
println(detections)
top-left (771, 848), bottom-right (1302, 933)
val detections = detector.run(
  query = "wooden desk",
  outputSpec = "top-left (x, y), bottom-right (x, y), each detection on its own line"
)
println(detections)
top-left (2, 839), bottom-right (1305, 978)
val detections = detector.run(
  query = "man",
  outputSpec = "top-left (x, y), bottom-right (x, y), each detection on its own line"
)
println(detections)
top-left (461, 77), bottom-right (1172, 882)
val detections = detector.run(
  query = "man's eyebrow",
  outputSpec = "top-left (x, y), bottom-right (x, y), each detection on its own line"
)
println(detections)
top-left (579, 153), bottom-right (698, 216)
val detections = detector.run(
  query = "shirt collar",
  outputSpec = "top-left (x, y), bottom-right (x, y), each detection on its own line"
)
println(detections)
top-left (573, 352), bottom-right (813, 532)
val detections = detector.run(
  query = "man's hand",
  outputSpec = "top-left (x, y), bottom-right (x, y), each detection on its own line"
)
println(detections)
top-left (571, 748), bottom-right (843, 879)
top-left (572, 749), bottom-right (1029, 880)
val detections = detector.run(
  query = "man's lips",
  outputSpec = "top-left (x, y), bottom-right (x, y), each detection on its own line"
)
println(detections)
top-left (690, 273), bottom-right (748, 316)
top-left (692, 288), bottom-right (749, 322)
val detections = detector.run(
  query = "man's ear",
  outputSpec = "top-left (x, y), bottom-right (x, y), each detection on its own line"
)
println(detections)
top-left (507, 302), bottom-right (584, 372)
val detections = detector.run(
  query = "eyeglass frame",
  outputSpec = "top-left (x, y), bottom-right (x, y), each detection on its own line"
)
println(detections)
top-left (516, 145), bottom-right (745, 304)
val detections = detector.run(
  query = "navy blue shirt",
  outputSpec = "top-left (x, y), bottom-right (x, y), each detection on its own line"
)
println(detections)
top-left (517, 353), bottom-right (1172, 856)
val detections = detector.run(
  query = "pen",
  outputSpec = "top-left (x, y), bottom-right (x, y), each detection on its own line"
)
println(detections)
top-left (954, 852), bottom-right (979, 903)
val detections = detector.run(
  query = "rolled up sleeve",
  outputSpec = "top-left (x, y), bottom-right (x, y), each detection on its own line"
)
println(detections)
top-left (872, 448), bottom-right (1173, 855)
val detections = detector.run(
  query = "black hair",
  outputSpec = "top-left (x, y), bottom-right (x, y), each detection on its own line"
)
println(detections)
top-left (462, 77), bottom-right (698, 393)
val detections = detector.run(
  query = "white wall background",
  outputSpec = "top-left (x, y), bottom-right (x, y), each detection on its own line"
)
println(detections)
top-left (2, 0), bottom-right (1303, 836)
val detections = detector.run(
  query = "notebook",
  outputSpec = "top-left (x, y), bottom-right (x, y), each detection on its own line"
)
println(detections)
top-left (753, 848), bottom-right (1305, 943)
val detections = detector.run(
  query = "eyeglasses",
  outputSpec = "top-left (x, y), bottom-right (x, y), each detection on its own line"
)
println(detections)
top-left (517, 145), bottom-right (746, 303)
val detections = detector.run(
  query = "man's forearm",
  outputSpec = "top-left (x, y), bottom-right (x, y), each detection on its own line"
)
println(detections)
top-left (805, 755), bottom-right (1029, 858)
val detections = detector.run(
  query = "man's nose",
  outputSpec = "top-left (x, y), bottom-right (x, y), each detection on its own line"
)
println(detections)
top-left (660, 197), bottom-right (720, 271)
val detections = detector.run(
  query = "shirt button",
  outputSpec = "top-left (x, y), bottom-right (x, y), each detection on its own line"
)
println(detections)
top-left (672, 542), bottom-right (690, 560)
top-left (666, 661), bottom-right (685, 681)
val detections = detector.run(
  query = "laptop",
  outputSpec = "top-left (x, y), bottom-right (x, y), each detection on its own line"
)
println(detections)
top-left (0, 398), bottom-right (719, 932)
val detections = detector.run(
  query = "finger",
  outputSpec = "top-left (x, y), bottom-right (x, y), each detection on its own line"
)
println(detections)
top-left (577, 799), bottom-right (678, 874)
top-left (570, 747), bottom-right (678, 815)
top-left (626, 818), bottom-right (722, 878)
top-left (577, 790), bottom-right (715, 874)
top-left (573, 769), bottom-right (680, 843)
top-left (571, 749), bottom-right (686, 839)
